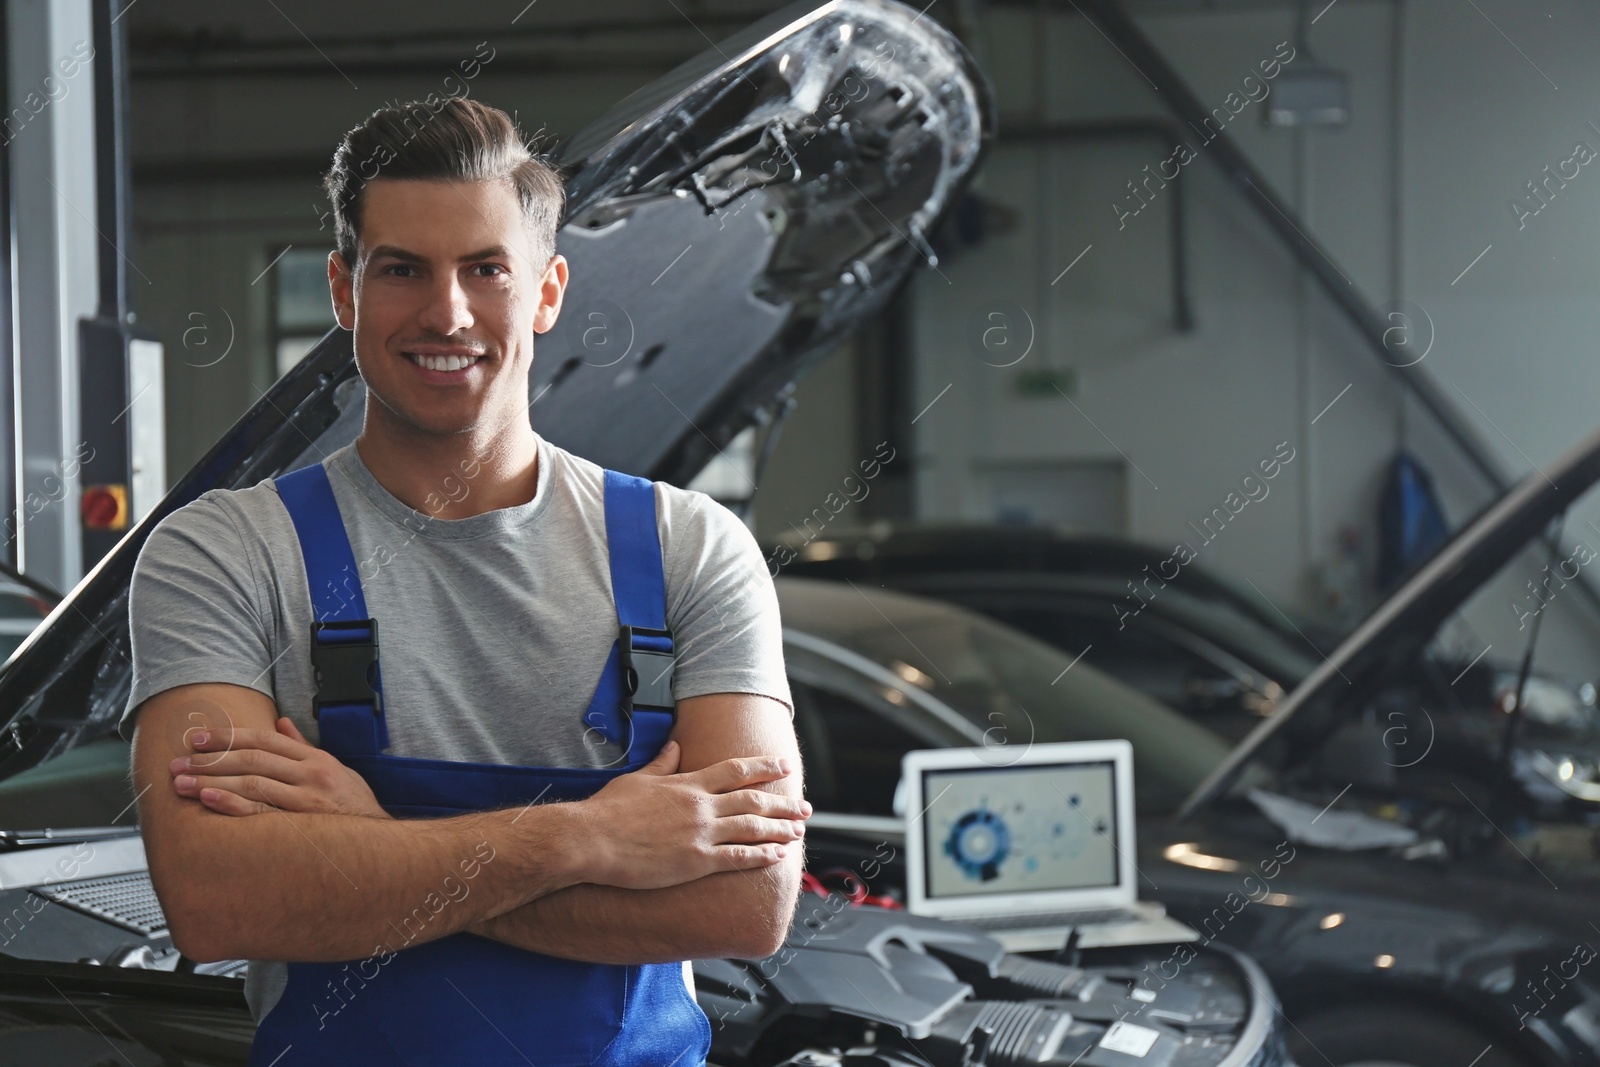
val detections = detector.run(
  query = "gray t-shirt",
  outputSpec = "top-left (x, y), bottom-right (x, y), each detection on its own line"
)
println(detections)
top-left (120, 431), bottom-right (793, 1021)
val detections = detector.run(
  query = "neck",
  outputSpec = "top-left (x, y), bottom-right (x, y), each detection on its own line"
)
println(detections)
top-left (354, 407), bottom-right (540, 520)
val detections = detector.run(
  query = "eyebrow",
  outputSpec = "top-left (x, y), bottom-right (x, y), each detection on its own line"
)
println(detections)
top-left (366, 244), bottom-right (514, 264)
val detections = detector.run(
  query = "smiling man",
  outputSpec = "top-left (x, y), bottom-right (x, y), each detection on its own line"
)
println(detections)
top-left (123, 98), bottom-right (806, 1066)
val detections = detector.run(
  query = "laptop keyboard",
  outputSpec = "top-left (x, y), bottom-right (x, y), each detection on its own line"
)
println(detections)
top-left (962, 907), bottom-right (1140, 931)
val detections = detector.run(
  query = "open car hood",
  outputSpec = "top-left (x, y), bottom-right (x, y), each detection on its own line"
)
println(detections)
top-left (1179, 424), bottom-right (1600, 818)
top-left (0, 0), bottom-right (992, 787)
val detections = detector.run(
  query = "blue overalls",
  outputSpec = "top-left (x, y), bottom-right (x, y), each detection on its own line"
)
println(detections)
top-left (245, 461), bottom-right (712, 1067)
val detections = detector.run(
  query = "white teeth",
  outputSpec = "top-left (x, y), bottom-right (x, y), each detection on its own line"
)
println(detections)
top-left (411, 353), bottom-right (479, 372)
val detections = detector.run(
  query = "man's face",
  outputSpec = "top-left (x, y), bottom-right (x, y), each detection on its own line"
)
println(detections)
top-left (328, 177), bottom-right (567, 440)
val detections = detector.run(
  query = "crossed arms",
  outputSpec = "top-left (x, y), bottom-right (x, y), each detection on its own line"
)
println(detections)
top-left (130, 682), bottom-right (808, 965)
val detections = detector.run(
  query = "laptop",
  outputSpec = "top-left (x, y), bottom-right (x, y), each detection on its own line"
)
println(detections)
top-left (902, 740), bottom-right (1198, 953)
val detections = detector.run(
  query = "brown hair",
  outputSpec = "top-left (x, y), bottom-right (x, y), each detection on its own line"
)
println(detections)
top-left (323, 97), bottom-right (565, 270)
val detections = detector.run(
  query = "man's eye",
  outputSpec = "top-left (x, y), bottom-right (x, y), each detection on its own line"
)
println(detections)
top-left (474, 263), bottom-right (507, 277)
top-left (383, 264), bottom-right (416, 277)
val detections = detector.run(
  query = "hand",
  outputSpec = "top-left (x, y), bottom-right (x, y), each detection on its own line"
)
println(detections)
top-left (573, 740), bottom-right (810, 891)
top-left (171, 717), bottom-right (391, 819)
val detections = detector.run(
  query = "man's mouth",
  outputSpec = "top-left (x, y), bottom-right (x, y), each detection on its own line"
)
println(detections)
top-left (404, 351), bottom-right (484, 373)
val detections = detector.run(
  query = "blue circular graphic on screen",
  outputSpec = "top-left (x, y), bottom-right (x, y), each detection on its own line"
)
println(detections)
top-left (944, 807), bottom-right (1010, 882)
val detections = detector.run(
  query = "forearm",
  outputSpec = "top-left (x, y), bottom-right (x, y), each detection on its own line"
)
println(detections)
top-left (136, 687), bottom-right (806, 964)
top-left (467, 846), bottom-right (804, 963)
top-left (149, 801), bottom-right (585, 963)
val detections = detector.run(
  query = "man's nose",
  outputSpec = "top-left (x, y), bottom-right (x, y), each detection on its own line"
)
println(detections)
top-left (416, 273), bottom-right (474, 335)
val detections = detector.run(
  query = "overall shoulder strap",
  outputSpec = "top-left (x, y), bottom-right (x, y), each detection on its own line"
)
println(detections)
top-left (602, 469), bottom-right (668, 637)
top-left (276, 463), bottom-right (388, 754)
top-left (276, 464), bottom-right (371, 623)
top-left (583, 469), bottom-right (675, 752)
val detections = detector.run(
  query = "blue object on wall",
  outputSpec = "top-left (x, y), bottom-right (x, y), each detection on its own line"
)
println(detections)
top-left (1377, 450), bottom-right (1450, 589)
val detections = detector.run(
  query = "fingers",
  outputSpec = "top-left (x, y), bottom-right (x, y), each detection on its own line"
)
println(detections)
top-left (638, 739), bottom-right (681, 776)
top-left (716, 813), bottom-right (806, 846)
top-left (171, 747), bottom-right (306, 785)
top-left (693, 755), bottom-right (795, 794)
top-left (174, 772), bottom-right (296, 813)
top-left (712, 787), bottom-right (812, 821)
top-left (714, 842), bottom-right (790, 872)
top-left (276, 716), bottom-right (308, 743)
top-left (185, 724), bottom-right (311, 767)
top-left (195, 785), bottom-right (274, 817)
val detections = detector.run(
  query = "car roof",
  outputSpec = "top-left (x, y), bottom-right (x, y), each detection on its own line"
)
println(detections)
top-left (776, 521), bottom-right (1301, 638)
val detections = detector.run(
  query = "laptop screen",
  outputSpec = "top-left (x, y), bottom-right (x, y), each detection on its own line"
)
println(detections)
top-left (921, 760), bottom-right (1121, 901)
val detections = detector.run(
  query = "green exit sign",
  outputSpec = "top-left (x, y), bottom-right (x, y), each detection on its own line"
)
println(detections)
top-left (1015, 367), bottom-right (1076, 397)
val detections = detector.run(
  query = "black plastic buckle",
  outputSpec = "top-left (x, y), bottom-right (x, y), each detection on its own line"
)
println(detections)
top-left (310, 618), bottom-right (382, 719)
top-left (619, 624), bottom-right (675, 713)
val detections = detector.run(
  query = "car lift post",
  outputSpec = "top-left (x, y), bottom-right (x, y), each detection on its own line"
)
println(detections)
top-left (4, 0), bottom-right (163, 594)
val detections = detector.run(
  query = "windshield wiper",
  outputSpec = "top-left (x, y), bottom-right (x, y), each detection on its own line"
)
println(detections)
top-left (1495, 512), bottom-right (1567, 788)
top-left (0, 826), bottom-right (136, 850)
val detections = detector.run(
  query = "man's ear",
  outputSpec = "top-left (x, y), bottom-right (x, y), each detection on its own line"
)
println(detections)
top-left (329, 250), bottom-right (356, 330)
top-left (532, 254), bottom-right (569, 335)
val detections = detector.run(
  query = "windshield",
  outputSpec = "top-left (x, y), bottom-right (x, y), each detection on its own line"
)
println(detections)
top-left (1149, 584), bottom-right (1320, 686)
top-left (964, 578), bottom-right (1320, 740)
top-left (775, 577), bottom-right (1236, 814)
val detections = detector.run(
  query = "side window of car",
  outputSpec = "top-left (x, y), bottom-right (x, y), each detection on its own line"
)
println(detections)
top-left (790, 679), bottom-right (928, 817)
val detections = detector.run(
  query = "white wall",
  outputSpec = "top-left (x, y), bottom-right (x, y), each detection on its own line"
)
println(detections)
top-left (910, 0), bottom-right (1600, 623)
